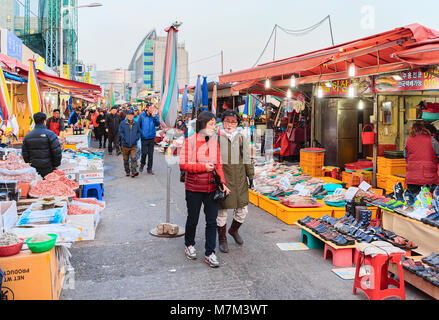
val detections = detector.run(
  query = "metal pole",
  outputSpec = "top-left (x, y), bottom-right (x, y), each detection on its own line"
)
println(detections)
top-left (221, 50), bottom-right (224, 75)
top-left (273, 26), bottom-right (277, 61)
top-left (328, 15), bottom-right (335, 46)
top-left (372, 92), bottom-right (378, 187)
top-left (166, 165), bottom-right (171, 223)
top-left (59, 1), bottom-right (64, 77)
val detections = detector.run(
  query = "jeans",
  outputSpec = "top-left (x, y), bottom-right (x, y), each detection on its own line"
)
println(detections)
top-left (136, 139), bottom-right (141, 161)
top-left (140, 139), bottom-right (155, 171)
top-left (122, 146), bottom-right (138, 174)
top-left (185, 190), bottom-right (218, 256)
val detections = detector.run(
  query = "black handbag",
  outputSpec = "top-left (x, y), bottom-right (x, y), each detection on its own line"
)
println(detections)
top-left (212, 169), bottom-right (228, 201)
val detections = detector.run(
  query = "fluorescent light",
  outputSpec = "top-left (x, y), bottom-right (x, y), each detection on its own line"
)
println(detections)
top-left (325, 82), bottom-right (332, 88)
top-left (348, 85), bottom-right (355, 98)
top-left (317, 86), bottom-right (323, 98)
top-left (359, 100), bottom-right (364, 110)
top-left (349, 63), bottom-right (356, 77)
top-left (287, 89), bottom-right (292, 99)
top-left (290, 75), bottom-right (296, 88)
top-left (265, 78), bottom-right (270, 89)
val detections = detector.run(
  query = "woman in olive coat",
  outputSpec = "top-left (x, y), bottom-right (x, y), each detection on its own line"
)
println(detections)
top-left (217, 110), bottom-right (254, 253)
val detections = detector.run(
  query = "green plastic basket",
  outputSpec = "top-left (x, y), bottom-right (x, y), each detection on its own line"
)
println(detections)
top-left (25, 234), bottom-right (57, 253)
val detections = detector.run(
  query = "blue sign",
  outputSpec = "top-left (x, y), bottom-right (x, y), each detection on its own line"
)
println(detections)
top-left (7, 31), bottom-right (22, 61)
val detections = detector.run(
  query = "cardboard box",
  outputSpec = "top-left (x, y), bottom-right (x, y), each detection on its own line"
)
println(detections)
top-left (65, 135), bottom-right (89, 149)
top-left (0, 248), bottom-right (64, 300)
top-left (0, 201), bottom-right (18, 233)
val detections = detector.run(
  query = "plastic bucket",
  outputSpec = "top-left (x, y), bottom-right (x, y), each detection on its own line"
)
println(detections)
top-left (362, 124), bottom-right (375, 145)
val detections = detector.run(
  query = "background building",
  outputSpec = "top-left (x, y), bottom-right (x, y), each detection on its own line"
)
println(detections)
top-left (96, 69), bottom-right (134, 103)
top-left (128, 29), bottom-right (189, 98)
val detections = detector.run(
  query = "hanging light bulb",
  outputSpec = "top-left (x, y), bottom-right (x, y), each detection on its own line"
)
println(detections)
top-left (349, 61), bottom-right (356, 77)
top-left (290, 75), bottom-right (296, 88)
top-left (358, 100), bottom-right (364, 110)
top-left (317, 85), bottom-right (323, 98)
top-left (348, 84), bottom-right (355, 98)
top-left (265, 78), bottom-right (270, 89)
top-left (325, 81), bottom-right (332, 88)
top-left (287, 89), bottom-right (292, 99)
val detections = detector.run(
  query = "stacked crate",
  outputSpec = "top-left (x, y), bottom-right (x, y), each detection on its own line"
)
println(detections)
top-left (300, 148), bottom-right (325, 177)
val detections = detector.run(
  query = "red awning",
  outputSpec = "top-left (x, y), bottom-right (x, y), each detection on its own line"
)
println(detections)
top-left (219, 23), bottom-right (439, 86)
top-left (0, 53), bottom-right (29, 73)
top-left (393, 38), bottom-right (439, 65)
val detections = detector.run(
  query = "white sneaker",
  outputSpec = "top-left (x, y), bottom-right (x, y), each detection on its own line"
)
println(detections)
top-left (204, 253), bottom-right (220, 268)
top-left (185, 245), bottom-right (196, 260)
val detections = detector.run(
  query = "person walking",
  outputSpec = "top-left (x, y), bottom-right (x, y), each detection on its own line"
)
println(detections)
top-left (105, 106), bottom-right (121, 155)
top-left (119, 109), bottom-right (141, 178)
top-left (96, 108), bottom-right (107, 149)
top-left (179, 111), bottom-right (231, 268)
top-left (139, 103), bottom-right (160, 174)
top-left (405, 122), bottom-right (439, 194)
top-left (22, 112), bottom-right (62, 178)
top-left (133, 106), bottom-right (141, 161)
top-left (91, 109), bottom-right (99, 143)
top-left (46, 109), bottom-right (65, 136)
top-left (216, 111), bottom-right (254, 253)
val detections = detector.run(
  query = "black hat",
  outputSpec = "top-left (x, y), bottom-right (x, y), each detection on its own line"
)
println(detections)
top-left (111, 106), bottom-right (118, 110)
top-left (126, 109), bottom-right (134, 115)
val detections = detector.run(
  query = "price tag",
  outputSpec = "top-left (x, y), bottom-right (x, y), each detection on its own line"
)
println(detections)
top-left (345, 187), bottom-right (359, 201)
top-left (358, 181), bottom-right (372, 192)
top-left (334, 188), bottom-right (346, 196)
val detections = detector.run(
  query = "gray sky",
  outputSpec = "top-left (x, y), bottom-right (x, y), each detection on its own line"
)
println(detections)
top-left (78, 0), bottom-right (439, 85)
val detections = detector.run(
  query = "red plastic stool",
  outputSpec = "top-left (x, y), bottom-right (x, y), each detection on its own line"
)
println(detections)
top-left (353, 249), bottom-right (371, 265)
top-left (353, 251), bottom-right (405, 300)
top-left (323, 244), bottom-right (353, 267)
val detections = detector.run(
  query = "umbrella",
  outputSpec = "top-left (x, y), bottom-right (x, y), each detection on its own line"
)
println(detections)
top-left (27, 60), bottom-right (43, 117)
top-left (193, 75), bottom-right (202, 115)
top-left (181, 85), bottom-right (188, 115)
top-left (200, 76), bottom-right (208, 111)
top-left (158, 24), bottom-right (180, 127)
top-left (211, 83), bottom-right (217, 116)
top-left (0, 65), bottom-right (12, 124)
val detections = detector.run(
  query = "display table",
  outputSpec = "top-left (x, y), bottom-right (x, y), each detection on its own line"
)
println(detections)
top-left (64, 130), bottom-right (91, 149)
top-left (388, 256), bottom-right (439, 300)
top-left (295, 223), bottom-right (356, 267)
top-left (382, 209), bottom-right (439, 256)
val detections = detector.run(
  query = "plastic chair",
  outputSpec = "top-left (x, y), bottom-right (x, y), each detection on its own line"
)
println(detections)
top-left (353, 251), bottom-right (405, 300)
top-left (81, 184), bottom-right (103, 200)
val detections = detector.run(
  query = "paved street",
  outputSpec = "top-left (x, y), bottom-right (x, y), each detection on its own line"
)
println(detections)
top-left (60, 145), bottom-right (431, 300)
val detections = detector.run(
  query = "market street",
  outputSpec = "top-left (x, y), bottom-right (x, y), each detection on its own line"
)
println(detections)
top-left (60, 146), bottom-right (431, 300)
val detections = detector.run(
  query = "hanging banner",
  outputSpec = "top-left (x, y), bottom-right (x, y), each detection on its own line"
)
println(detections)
top-left (374, 68), bottom-right (439, 92)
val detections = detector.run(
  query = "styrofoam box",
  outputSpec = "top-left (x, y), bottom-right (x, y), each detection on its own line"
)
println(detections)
top-left (0, 201), bottom-right (18, 233)
top-left (66, 202), bottom-right (100, 241)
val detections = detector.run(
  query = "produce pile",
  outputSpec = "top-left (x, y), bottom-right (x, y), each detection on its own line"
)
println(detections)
top-left (29, 179), bottom-right (76, 198)
top-left (45, 170), bottom-right (79, 189)
top-left (0, 232), bottom-right (21, 246)
top-left (74, 198), bottom-right (105, 209)
top-left (68, 204), bottom-right (95, 215)
top-left (279, 195), bottom-right (321, 208)
top-left (0, 152), bottom-right (30, 170)
top-left (28, 234), bottom-right (53, 243)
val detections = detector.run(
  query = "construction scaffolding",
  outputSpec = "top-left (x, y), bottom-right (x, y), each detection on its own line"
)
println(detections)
top-left (12, 0), bottom-right (78, 79)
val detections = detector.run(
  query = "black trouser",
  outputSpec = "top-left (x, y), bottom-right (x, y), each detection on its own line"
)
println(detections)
top-left (35, 166), bottom-right (54, 178)
top-left (96, 132), bottom-right (107, 148)
top-left (140, 139), bottom-right (155, 171)
top-left (407, 184), bottom-right (422, 195)
top-left (185, 190), bottom-right (218, 257)
top-left (107, 133), bottom-right (120, 154)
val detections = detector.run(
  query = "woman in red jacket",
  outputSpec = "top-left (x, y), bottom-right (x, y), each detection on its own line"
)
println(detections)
top-left (180, 111), bottom-right (230, 268)
top-left (405, 122), bottom-right (439, 194)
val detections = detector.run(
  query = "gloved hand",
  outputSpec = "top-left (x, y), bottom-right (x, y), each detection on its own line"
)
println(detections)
top-left (248, 178), bottom-right (254, 189)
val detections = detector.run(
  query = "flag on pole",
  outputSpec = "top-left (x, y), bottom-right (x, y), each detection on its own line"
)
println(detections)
top-left (211, 83), bottom-right (217, 116)
top-left (181, 85), bottom-right (188, 115)
top-left (200, 76), bottom-right (208, 111)
top-left (158, 24), bottom-right (179, 127)
top-left (243, 92), bottom-right (259, 118)
top-left (0, 65), bottom-right (12, 124)
top-left (109, 85), bottom-right (115, 107)
top-left (193, 75), bottom-right (202, 112)
top-left (27, 60), bottom-right (43, 117)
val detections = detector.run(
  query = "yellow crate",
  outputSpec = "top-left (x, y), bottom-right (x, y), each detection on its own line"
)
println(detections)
top-left (258, 195), bottom-right (278, 217)
top-left (276, 201), bottom-right (333, 225)
top-left (248, 189), bottom-right (259, 207)
top-left (301, 166), bottom-right (323, 177)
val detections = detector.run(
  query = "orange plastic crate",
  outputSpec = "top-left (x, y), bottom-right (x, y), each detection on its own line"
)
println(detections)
top-left (258, 195), bottom-right (278, 217)
top-left (276, 202), bottom-right (333, 225)
top-left (248, 189), bottom-right (259, 206)
top-left (301, 165), bottom-right (323, 177)
top-left (300, 150), bottom-right (325, 168)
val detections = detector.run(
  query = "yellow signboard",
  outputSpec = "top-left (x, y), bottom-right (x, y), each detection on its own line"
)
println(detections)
top-left (35, 55), bottom-right (46, 72)
top-left (62, 64), bottom-right (69, 79)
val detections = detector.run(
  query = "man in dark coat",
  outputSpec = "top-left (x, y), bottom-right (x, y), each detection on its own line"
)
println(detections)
top-left (22, 112), bottom-right (62, 178)
top-left (119, 109), bottom-right (141, 177)
top-left (105, 106), bottom-right (121, 155)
